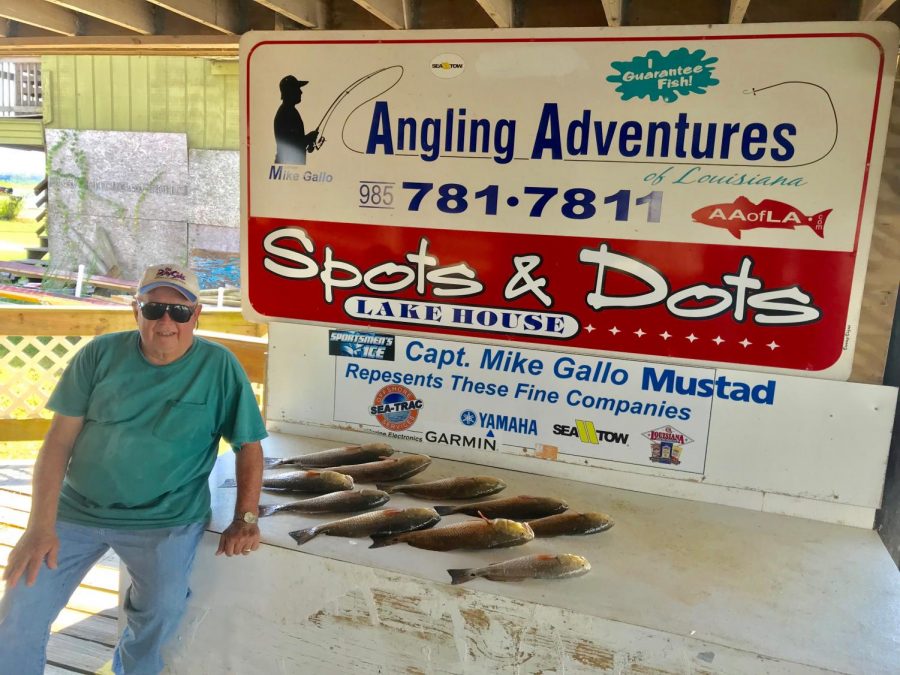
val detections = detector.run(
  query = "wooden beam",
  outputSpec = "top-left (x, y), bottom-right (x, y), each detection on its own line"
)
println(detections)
top-left (859, 0), bottom-right (897, 20)
top-left (0, 0), bottom-right (78, 36)
top-left (351, 0), bottom-right (405, 29)
top-left (0, 418), bottom-right (51, 442)
top-left (474, 0), bottom-right (512, 28)
top-left (45, 0), bottom-right (155, 35)
top-left (600, 0), bottom-right (621, 27)
top-left (0, 306), bottom-right (264, 337)
top-left (147, 0), bottom-right (240, 34)
top-left (0, 34), bottom-right (239, 55)
top-left (252, 0), bottom-right (321, 28)
top-left (729, 0), bottom-right (750, 23)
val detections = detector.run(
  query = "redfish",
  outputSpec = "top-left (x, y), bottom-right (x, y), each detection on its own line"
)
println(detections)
top-left (692, 196), bottom-right (831, 239)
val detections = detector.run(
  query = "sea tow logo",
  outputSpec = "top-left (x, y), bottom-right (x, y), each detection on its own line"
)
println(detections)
top-left (424, 430), bottom-right (497, 451)
top-left (370, 384), bottom-right (423, 432)
top-left (642, 425), bottom-right (693, 466)
top-left (467, 411), bottom-right (538, 438)
top-left (553, 420), bottom-right (629, 445)
top-left (430, 53), bottom-right (465, 79)
top-left (607, 48), bottom-right (719, 102)
top-left (329, 330), bottom-right (395, 361)
top-left (154, 266), bottom-right (186, 282)
top-left (692, 197), bottom-right (832, 239)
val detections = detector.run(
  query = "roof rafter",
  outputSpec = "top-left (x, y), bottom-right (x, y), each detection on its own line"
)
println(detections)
top-left (729, 0), bottom-right (750, 23)
top-left (147, 0), bottom-right (240, 34)
top-left (44, 0), bottom-right (155, 34)
top-left (859, 0), bottom-right (897, 20)
top-left (252, 0), bottom-right (321, 28)
top-left (351, 0), bottom-right (406, 29)
top-left (0, 34), bottom-right (238, 55)
top-left (600, 0), bottom-right (621, 27)
top-left (0, 0), bottom-right (78, 36)
top-left (474, 0), bottom-right (513, 28)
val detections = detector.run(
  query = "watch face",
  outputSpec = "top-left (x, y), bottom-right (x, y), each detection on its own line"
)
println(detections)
top-left (242, 512), bottom-right (258, 524)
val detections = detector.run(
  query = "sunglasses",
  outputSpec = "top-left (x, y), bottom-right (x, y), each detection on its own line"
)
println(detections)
top-left (138, 301), bottom-right (196, 323)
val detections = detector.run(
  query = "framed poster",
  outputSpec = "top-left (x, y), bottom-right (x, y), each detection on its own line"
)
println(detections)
top-left (242, 23), bottom-right (898, 379)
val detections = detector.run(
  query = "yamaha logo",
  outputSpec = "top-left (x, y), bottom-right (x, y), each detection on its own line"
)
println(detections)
top-left (430, 53), bottom-right (465, 79)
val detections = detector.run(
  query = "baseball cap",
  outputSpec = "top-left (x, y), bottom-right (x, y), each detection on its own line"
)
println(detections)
top-left (138, 263), bottom-right (200, 303)
top-left (279, 75), bottom-right (308, 95)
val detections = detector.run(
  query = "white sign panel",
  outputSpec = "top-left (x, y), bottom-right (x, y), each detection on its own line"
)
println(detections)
top-left (328, 333), bottom-right (782, 474)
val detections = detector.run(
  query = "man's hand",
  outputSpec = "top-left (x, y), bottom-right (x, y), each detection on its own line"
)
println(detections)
top-left (3, 526), bottom-right (60, 588)
top-left (215, 520), bottom-right (260, 557)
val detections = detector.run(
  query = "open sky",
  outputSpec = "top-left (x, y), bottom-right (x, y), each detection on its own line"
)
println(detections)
top-left (0, 147), bottom-right (46, 179)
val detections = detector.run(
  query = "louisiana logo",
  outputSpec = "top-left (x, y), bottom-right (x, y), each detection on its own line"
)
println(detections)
top-left (642, 425), bottom-right (693, 465)
top-left (370, 384), bottom-right (423, 431)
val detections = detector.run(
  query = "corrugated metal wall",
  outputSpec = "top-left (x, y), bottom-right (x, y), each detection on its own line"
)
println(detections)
top-left (41, 55), bottom-right (239, 150)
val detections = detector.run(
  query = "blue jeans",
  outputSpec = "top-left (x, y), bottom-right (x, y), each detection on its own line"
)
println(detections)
top-left (0, 519), bottom-right (205, 675)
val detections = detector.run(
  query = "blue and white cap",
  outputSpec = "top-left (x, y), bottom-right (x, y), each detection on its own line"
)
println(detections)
top-left (138, 263), bottom-right (200, 302)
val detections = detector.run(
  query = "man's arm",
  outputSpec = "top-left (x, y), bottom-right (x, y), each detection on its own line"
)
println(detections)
top-left (4, 414), bottom-right (83, 588)
top-left (216, 440), bottom-right (263, 557)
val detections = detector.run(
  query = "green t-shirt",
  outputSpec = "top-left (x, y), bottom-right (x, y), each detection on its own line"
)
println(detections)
top-left (47, 331), bottom-right (267, 529)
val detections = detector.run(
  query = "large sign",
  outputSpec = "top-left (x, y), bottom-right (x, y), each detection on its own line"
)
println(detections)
top-left (241, 24), bottom-right (898, 378)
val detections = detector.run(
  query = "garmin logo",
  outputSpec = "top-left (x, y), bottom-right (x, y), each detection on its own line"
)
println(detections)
top-left (424, 430), bottom-right (496, 450)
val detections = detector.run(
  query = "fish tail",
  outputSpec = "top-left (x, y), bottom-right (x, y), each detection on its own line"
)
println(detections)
top-left (434, 505), bottom-right (457, 516)
top-left (218, 479), bottom-right (237, 488)
top-left (263, 457), bottom-right (284, 468)
top-left (369, 534), bottom-right (397, 549)
top-left (808, 209), bottom-right (831, 237)
top-left (257, 504), bottom-right (281, 518)
top-left (288, 527), bottom-right (318, 546)
top-left (447, 568), bottom-right (478, 585)
top-left (375, 483), bottom-right (397, 494)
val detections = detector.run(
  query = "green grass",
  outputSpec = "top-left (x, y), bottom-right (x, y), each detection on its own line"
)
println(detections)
top-left (0, 216), bottom-right (40, 260)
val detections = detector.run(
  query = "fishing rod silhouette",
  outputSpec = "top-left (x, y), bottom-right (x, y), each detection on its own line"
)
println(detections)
top-left (311, 65), bottom-right (404, 152)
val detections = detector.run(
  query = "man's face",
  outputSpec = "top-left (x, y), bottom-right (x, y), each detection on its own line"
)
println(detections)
top-left (132, 286), bottom-right (201, 362)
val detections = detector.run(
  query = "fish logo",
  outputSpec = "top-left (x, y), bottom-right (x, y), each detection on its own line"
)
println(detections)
top-left (691, 197), bottom-right (832, 239)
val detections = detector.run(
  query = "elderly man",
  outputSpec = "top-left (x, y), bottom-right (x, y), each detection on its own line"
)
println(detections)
top-left (0, 263), bottom-right (267, 675)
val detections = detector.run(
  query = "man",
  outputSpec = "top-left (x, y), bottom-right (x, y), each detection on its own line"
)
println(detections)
top-left (0, 263), bottom-right (267, 675)
top-left (274, 74), bottom-right (319, 165)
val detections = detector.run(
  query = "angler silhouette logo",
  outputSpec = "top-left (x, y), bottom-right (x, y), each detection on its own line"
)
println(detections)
top-left (272, 67), bottom-right (404, 167)
top-left (273, 75), bottom-right (318, 165)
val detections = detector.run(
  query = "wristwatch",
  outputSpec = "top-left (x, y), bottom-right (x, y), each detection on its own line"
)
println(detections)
top-left (235, 511), bottom-right (258, 525)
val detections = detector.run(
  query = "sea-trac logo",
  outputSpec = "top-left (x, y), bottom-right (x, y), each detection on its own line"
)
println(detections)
top-left (370, 384), bottom-right (423, 431)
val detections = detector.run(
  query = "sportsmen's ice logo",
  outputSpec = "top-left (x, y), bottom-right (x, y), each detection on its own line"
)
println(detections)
top-left (642, 425), bottom-right (693, 465)
top-left (370, 384), bottom-right (423, 431)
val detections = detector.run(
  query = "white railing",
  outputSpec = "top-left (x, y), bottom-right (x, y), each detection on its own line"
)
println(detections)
top-left (0, 58), bottom-right (42, 117)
